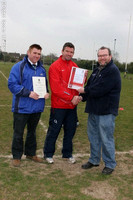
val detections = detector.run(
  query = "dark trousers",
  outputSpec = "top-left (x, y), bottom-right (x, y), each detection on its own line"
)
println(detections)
top-left (12, 112), bottom-right (41, 159)
top-left (44, 107), bottom-right (77, 158)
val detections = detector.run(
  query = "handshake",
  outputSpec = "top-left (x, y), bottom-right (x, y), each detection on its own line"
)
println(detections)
top-left (71, 95), bottom-right (83, 105)
top-left (71, 86), bottom-right (85, 105)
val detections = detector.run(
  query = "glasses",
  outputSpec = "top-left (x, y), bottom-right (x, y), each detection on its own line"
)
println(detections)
top-left (98, 54), bottom-right (109, 58)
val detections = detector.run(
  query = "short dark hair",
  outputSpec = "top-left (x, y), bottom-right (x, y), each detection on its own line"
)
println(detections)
top-left (29, 44), bottom-right (42, 51)
top-left (62, 42), bottom-right (75, 51)
top-left (98, 46), bottom-right (111, 56)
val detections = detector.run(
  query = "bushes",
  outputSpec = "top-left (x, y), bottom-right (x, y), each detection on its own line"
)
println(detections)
top-left (114, 61), bottom-right (133, 74)
top-left (75, 59), bottom-right (93, 70)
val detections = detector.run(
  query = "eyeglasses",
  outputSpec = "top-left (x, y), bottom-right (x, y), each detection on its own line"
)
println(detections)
top-left (98, 54), bottom-right (109, 58)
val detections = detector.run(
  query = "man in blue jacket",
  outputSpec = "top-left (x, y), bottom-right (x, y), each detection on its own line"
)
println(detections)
top-left (8, 44), bottom-right (49, 167)
top-left (78, 46), bottom-right (121, 175)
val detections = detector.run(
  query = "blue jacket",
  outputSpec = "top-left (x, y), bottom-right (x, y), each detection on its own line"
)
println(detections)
top-left (8, 56), bottom-right (48, 114)
top-left (82, 60), bottom-right (121, 116)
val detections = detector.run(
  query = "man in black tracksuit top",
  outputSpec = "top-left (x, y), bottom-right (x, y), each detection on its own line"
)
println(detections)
top-left (78, 46), bottom-right (121, 175)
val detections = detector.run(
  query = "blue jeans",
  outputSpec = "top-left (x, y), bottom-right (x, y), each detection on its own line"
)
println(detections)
top-left (87, 114), bottom-right (116, 169)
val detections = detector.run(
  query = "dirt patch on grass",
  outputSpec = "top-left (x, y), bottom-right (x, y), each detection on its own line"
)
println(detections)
top-left (115, 153), bottom-right (133, 175)
top-left (5, 151), bottom-right (133, 178)
top-left (5, 155), bottom-right (83, 178)
top-left (81, 181), bottom-right (118, 200)
top-left (19, 157), bottom-right (83, 178)
top-left (51, 158), bottom-right (83, 177)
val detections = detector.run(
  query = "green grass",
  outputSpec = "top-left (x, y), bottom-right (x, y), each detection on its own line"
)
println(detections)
top-left (0, 62), bottom-right (133, 200)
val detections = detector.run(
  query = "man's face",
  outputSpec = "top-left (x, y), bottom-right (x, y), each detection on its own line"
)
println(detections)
top-left (97, 49), bottom-right (112, 67)
top-left (62, 47), bottom-right (74, 61)
top-left (27, 48), bottom-right (41, 64)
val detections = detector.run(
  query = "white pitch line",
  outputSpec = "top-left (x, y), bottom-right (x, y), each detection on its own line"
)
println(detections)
top-left (39, 119), bottom-right (48, 132)
top-left (0, 150), bottom-right (133, 159)
top-left (0, 104), bottom-right (50, 108)
top-left (0, 70), bottom-right (8, 80)
top-left (0, 105), bottom-right (11, 107)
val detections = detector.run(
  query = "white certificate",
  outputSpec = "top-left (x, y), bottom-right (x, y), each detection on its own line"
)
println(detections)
top-left (32, 77), bottom-right (46, 98)
top-left (73, 68), bottom-right (85, 84)
top-left (68, 67), bottom-right (87, 90)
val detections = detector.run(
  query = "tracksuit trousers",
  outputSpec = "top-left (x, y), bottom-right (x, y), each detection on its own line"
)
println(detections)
top-left (44, 107), bottom-right (77, 158)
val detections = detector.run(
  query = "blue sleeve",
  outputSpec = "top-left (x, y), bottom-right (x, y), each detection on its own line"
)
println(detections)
top-left (8, 63), bottom-right (30, 97)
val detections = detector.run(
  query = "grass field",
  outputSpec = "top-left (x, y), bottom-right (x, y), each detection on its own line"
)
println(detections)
top-left (0, 61), bottom-right (133, 200)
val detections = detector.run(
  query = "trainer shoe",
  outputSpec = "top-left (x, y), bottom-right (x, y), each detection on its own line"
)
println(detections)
top-left (81, 161), bottom-right (99, 169)
top-left (63, 157), bottom-right (76, 164)
top-left (102, 167), bottom-right (114, 175)
top-left (12, 159), bottom-right (21, 167)
top-left (69, 157), bottom-right (76, 164)
top-left (45, 157), bottom-right (54, 164)
top-left (26, 155), bottom-right (43, 163)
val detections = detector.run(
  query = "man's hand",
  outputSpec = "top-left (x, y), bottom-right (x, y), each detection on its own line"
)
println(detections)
top-left (29, 91), bottom-right (39, 100)
top-left (71, 96), bottom-right (83, 105)
top-left (77, 87), bottom-right (85, 94)
top-left (44, 93), bottom-right (49, 99)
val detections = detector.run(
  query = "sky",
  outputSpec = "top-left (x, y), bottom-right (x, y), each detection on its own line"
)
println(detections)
top-left (1, 0), bottom-right (133, 63)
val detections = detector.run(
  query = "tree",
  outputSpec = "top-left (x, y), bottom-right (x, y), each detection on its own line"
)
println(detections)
top-left (43, 53), bottom-right (57, 65)
top-left (0, 52), bottom-right (4, 61)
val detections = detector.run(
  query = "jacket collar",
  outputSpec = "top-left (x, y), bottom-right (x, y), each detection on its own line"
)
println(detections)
top-left (24, 55), bottom-right (42, 67)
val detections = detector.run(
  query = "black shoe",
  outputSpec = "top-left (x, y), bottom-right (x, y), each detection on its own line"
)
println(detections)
top-left (102, 167), bottom-right (114, 175)
top-left (81, 161), bottom-right (99, 169)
